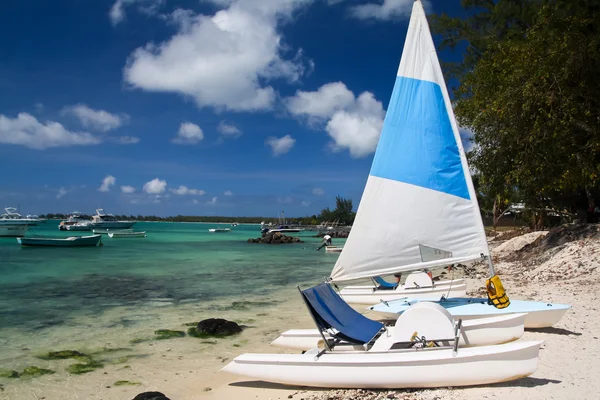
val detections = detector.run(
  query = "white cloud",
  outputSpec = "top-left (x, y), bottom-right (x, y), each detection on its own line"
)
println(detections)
top-left (312, 187), bottom-right (324, 196)
top-left (98, 175), bottom-right (116, 192)
top-left (349, 0), bottom-right (416, 21)
top-left (301, 200), bottom-right (311, 207)
top-left (116, 136), bottom-right (141, 144)
top-left (266, 134), bottom-right (295, 156)
top-left (170, 185), bottom-right (205, 195)
top-left (56, 187), bottom-right (68, 199)
top-left (172, 122), bottom-right (204, 144)
top-left (277, 196), bottom-right (293, 204)
top-left (458, 125), bottom-right (475, 152)
top-left (121, 185), bottom-right (136, 194)
top-left (192, 199), bottom-right (200, 205)
top-left (123, 0), bottom-right (312, 111)
top-left (217, 121), bottom-right (242, 139)
top-left (224, 190), bottom-right (233, 196)
top-left (286, 82), bottom-right (384, 158)
top-left (206, 196), bottom-right (218, 205)
top-left (143, 178), bottom-right (167, 194)
top-left (0, 113), bottom-right (101, 150)
top-left (62, 104), bottom-right (128, 132)
top-left (109, 0), bottom-right (164, 26)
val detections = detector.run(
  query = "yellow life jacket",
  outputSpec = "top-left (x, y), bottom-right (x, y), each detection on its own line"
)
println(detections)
top-left (486, 275), bottom-right (510, 309)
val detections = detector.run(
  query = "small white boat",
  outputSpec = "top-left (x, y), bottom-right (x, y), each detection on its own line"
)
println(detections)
top-left (209, 228), bottom-right (231, 233)
top-left (89, 209), bottom-right (135, 229)
top-left (0, 225), bottom-right (28, 237)
top-left (268, 226), bottom-right (304, 234)
top-left (59, 211), bottom-right (87, 230)
top-left (108, 231), bottom-right (146, 238)
top-left (370, 297), bottom-right (571, 329)
top-left (339, 272), bottom-right (467, 305)
top-left (0, 207), bottom-right (42, 226)
top-left (325, 246), bottom-right (343, 253)
top-left (93, 228), bottom-right (134, 235)
top-left (65, 221), bottom-right (92, 231)
top-left (17, 234), bottom-right (102, 247)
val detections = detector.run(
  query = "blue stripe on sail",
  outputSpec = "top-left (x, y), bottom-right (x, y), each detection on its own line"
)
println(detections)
top-left (370, 76), bottom-right (470, 200)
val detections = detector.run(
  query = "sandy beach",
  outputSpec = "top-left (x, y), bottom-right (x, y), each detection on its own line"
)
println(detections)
top-left (1, 225), bottom-right (598, 400)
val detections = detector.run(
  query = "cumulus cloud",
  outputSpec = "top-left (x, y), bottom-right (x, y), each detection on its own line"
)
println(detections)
top-left (98, 175), bottom-right (116, 192)
top-left (143, 178), bottom-right (167, 194)
top-left (192, 199), bottom-right (200, 205)
top-left (170, 185), bottom-right (205, 195)
top-left (266, 134), bottom-right (295, 157)
top-left (217, 121), bottom-right (242, 139)
top-left (206, 196), bottom-right (218, 205)
top-left (62, 104), bottom-right (128, 132)
top-left (349, 0), bottom-right (418, 21)
top-left (286, 82), bottom-right (384, 158)
top-left (301, 200), bottom-right (311, 207)
top-left (123, 0), bottom-right (312, 111)
top-left (312, 187), bottom-right (324, 196)
top-left (277, 196), bottom-right (293, 204)
top-left (121, 185), bottom-right (136, 194)
top-left (0, 113), bottom-right (101, 150)
top-left (224, 190), bottom-right (233, 196)
top-left (116, 136), bottom-right (141, 144)
top-left (109, 0), bottom-right (164, 26)
top-left (172, 122), bottom-right (204, 144)
top-left (56, 187), bottom-right (68, 199)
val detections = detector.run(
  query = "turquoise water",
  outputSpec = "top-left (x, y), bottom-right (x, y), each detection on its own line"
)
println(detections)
top-left (0, 221), bottom-right (339, 332)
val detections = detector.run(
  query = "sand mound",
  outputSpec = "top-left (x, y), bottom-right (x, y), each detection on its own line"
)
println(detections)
top-left (493, 231), bottom-right (548, 257)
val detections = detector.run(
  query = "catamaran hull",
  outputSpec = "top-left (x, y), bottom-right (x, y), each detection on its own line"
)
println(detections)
top-left (222, 341), bottom-right (542, 389)
top-left (270, 313), bottom-right (525, 351)
top-left (371, 298), bottom-right (571, 329)
top-left (340, 281), bottom-right (467, 305)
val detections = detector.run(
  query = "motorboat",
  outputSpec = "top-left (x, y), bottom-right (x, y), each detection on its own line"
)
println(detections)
top-left (0, 207), bottom-right (42, 226)
top-left (17, 234), bottom-right (103, 247)
top-left (65, 221), bottom-right (92, 231)
top-left (108, 231), bottom-right (146, 238)
top-left (59, 212), bottom-right (87, 230)
top-left (92, 228), bottom-right (134, 235)
top-left (89, 209), bottom-right (135, 229)
top-left (209, 228), bottom-right (231, 233)
top-left (267, 225), bottom-right (303, 234)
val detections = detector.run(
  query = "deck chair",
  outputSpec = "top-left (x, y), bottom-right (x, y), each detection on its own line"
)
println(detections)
top-left (299, 283), bottom-right (385, 351)
top-left (372, 276), bottom-right (398, 290)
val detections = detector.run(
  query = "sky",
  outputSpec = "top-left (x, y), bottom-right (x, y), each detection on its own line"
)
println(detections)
top-left (0, 0), bottom-right (470, 217)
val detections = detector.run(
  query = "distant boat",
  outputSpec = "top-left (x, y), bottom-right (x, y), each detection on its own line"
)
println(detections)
top-left (17, 234), bottom-right (103, 247)
top-left (108, 231), bottom-right (147, 238)
top-left (0, 207), bottom-right (42, 226)
top-left (65, 221), bottom-right (92, 231)
top-left (209, 228), bottom-right (231, 233)
top-left (93, 228), bottom-right (134, 235)
top-left (267, 225), bottom-right (304, 234)
top-left (0, 225), bottom-right (28, 237)
top-left (231, 222), bottom-right (239, 227)
top-left (89, 209), bottom-right (135, 229)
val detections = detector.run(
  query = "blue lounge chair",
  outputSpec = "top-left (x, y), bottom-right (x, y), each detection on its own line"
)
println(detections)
top-left (299, 283), bottom-right (385, 350)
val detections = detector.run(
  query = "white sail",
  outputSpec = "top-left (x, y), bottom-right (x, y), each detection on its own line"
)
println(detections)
top-left (330, 0), bottom-right (489, 282)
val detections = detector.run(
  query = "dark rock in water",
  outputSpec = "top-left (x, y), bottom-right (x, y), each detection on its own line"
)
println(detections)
top-left (247, 232), bottom-right (303, 244)
top-left (193, 318), bottom-right (243, 337)
top-left (153, 329), bottom-right (186, 340)
top-left (133, 392), bottom-right (171, 400)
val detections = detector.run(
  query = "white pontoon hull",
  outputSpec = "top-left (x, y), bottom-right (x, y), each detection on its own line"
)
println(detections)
top-left (371, 298), bottom-right (571, 329)
top-left (340, 280), bottom-right (467, 305)
top-left (223, 341), bottom-right (542, 389)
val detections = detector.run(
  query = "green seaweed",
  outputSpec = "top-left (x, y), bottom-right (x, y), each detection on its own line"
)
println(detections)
top-left (256, 313), bottom-right (268, 316)
top-left (154, 329), bottom-right (186, 340)
top-left (119, 365), bottom-right (132, 370)
top-left (212, 300), bottom-right (278, 311)
top-left (89, 347), bottom-right (132, 355)
top-left (37, 350), bottom-right (91, 362)
top-left (187, 327), bottom-right (229, 339)
top-left (232, 344), bottom-right (240, 348)
top-left (201, 340), bottom-right (218, 345)
top-left (67, 360), bottom-right (104, 375)
top-left (129, 337), bottom-right (150, 344)
top-left (183, 321), bottom-right (199, 327)
top-left (20, 366), bottom-right (55, 378)
top-left (0, 369), bottom-right (19, 378)
top-left (113, 380), bottom-right (141, 386)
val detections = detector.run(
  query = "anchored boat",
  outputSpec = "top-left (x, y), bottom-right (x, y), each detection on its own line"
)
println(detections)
top-left (17, 234), bottom-right (103, 247)
top-left (108, 231), bottom-right (146, 238)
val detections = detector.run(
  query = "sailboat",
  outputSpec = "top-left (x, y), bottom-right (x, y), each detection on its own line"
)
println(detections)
top-left (222, 1), bottom-right (543, 388)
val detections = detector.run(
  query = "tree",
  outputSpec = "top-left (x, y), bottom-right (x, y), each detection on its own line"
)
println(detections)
top-left (319, 196), bottom-right (356, 226)
top-left (452, 1), bottom-right (600, 220)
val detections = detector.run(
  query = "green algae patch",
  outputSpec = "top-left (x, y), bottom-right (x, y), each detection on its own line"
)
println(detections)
top-left (183, 321), bottom-right (199, 327)
top-left (0, 369), bottom-right (19, 378)
top-left (232, 344), bottom-right (240, 348)
top-left (113, 380), bottom-right (141, 386)
top-left (67, 360), bottom-right (104, 375)
top-left (129, 337), bottom-right (150, 344)
top-left (37, 350), bottom-right (91, 362)
top-left (154, 329), bottom-right (186, 340)
top-left (20, 366), bottom-right (55, 378)
top-left (187, 327), bottom-right (227, 339)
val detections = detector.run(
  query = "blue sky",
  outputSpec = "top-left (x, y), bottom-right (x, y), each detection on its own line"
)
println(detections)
top-left (0, 0), bottom-right (468, 217)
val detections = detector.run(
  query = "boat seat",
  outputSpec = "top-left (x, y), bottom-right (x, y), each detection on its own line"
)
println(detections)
top-left (372, 276), bottom-right (398, 290)
top-left (300, 283), bottom-right (385, 349)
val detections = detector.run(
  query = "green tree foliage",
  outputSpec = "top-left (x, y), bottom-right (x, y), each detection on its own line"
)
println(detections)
top-left (319, 196), bottom-right (356, 226)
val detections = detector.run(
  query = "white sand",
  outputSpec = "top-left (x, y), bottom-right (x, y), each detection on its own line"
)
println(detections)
top-left (492, 231), bottom-right (548, 256)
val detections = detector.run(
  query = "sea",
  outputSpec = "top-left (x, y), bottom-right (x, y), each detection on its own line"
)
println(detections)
top-left (0, 221), bottom-right (343, 398)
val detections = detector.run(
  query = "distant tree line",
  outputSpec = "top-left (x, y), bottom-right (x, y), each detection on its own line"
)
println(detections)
top-left (40, 196), bottom-right (357, 225)
top-left (433, 0), bottom-right (600, 228)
